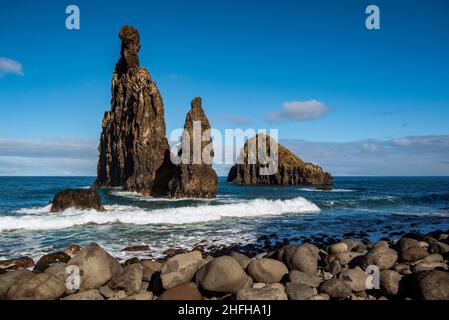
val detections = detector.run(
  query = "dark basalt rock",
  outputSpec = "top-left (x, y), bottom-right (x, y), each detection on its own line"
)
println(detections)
top-left (227, 133), bottom-right (333, 185)
top-left (167, 97), bottom-right (218, 198)
top-left (0, 256), bottom-right (34, 273)
top-left (33, 252), bottom-right (71, 273)
top-left (94, 25), bottom-right (173, 195)
top-left (50, 189), bottom-right (104, 212)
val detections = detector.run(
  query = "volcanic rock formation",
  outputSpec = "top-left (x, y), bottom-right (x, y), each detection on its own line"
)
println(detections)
top-left (227, 133), bottom-right (333, 185)
top-left (167, 97), bottom-right (218, 198)
top-left (50, 189), bottom-right (105, 213)
top-left (94, 25), bottom-right (174, 195)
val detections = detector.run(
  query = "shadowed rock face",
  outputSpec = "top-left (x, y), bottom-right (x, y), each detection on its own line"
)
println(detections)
top-left (167, 97), bottom-right (218, 198)
top-left (227, 133), bottom-right (333, 185)
top-left (94, 25), bottom-right (173, 194)
top-left (50, 189), bottom-right (105, 212)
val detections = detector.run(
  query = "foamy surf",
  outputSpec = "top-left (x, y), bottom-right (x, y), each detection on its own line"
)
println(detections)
top-left (0, 197), bottom-right (320, 231)
top-left (110, 190), bottom-right (216, 202)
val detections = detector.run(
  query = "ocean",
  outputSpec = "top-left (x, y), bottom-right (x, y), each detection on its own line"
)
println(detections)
top-left (0, 176), bottom-right (448, 261)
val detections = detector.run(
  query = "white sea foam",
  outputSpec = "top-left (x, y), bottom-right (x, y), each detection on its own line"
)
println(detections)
top-left (0, 197), bottom-right (320, 232)
top-left (14, 204), bottom-right (52, 215)
top-left (110, 190), bottom-right (215, 202)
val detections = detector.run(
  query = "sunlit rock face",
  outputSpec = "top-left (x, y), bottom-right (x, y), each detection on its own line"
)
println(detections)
top-left (94, 25), bottom-right (173, 195)
top-left (227, 133), bottom-right (333, 186)
top-left (167, 97), bottom-right (218, 199)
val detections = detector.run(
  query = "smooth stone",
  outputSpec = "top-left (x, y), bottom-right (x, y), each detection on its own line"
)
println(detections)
top-left (372, 241), bottom-right (390, 253)
top-left (68, 243), bottom-right (123, 290)
top-left (413, 262), bottom-right (448, 272)
top-left (247, 258), bottom-right (288, 283)
top-left (328, 243), bottom-right (349, 254)
top-left (62, 289), bottom-right (105, 300)
top-left (401, 246), bottom-right (428, 262)
top-left (319, 278), bottom-right (352, 299)
top-left (423, 254), bottom-right (443, 264)
top-left (380, 270), bottom-right (402, 296)
top-left (140, 260), bottom-right (162, 272)
top-left (362, 249), bottom-right (398, 270)
top-left (7, 273), bottom-right (65, 300)
top-left (236, 286), bottom-right (287, 300)
top-left (398, 238), bottom-right (420, 252)
top-left (418, 270), bottom-right (449, 300)
top-left (99, 285), bottom-right (121, 299)
top-left (285, 283), bottom-right (317, 300)
top-left (286, 244), bottom-right (319, 275)
top-left (340, 239), bottom-right (365, 251)
top-left (339, 267), bottom-right (370, 292)
top-left (309, 293), bottom-right (330, 300)
top-left (429, 242), bottom-right (449, 254)
top-left (196, 256), bottom-right (251, 294)
top-left (0, 269), bottom-right (35, 299)
top-left (328, 252), bottom-right (363, 266)
top-left (107, 263), bottom-right (143, 295)
top-left (122, 292), bottom-right (154, 300)
top-left (159, 282), bottom-right (202, 300)
top-left (230, 252), bottom-right (252, 269)
top-left (160, 251), bottom-right (203, 289)
top-left (289, 270), bottom-right (322, 288)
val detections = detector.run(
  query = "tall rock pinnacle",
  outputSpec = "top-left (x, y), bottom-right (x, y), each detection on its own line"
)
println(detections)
top-left (167, 97), bottom-right (218, 198)
top-left (94, 25), bottom-right (173, 195)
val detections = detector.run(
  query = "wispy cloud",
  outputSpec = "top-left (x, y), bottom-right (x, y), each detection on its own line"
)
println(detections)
top-left (0, 138), bottom-right (97, 176)
top-left (0, 138), bottom-right (97, 159)
top-left (211, 115), bottom-right (252, 125)
top-left (281, 135), bottom-right (449, 176)
top-left (362, 142), bottom-right (380, 153)
top-left (265, 100), bottom-right (328, 122)
top-left (0, 57), bottom-right (24, 77)
top-left (1, 135), bottom-right (449, 176)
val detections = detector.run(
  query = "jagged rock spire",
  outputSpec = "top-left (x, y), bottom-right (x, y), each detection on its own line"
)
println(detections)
top-left (167, 97), bottom-right (218, 198)
top-left (94, 25), bottom-right (173, 195)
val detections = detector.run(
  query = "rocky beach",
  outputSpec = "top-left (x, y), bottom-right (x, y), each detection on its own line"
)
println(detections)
top-left (1, 21), bottom-right (449, 304)
top-left (1, 228), bottom-right (449, 300)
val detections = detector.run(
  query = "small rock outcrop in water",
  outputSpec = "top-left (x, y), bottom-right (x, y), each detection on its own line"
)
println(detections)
top-left (50, 189), bottom-right (105, 212)
top-left (167, 97), bottom-right (218, 198)
top-left (94, 25), bottom-right (173, 195)
top-left (227, 133), bottom-right (333, 185)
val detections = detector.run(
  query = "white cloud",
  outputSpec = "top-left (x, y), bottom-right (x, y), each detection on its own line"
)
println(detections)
top-left (0, 138), bottom-right (97, 158)
top-left (362, 142), bottom-right (379, 153)
top-left (1, 135), bottom-right (449, 176)
top-left (265, 100), bottom-right (328, 122)
top-left (0, 138), bottom-right (97, 176)
top-left (282, 135), bottom-right (449, 176)
top-left (0, 57), bottom-right (24, 77)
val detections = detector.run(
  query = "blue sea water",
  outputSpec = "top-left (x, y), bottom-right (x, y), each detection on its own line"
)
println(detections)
top-left (0, 176), bottom-right (448, 261)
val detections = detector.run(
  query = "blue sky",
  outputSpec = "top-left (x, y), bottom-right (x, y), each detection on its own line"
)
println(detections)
top-left (1, 0), bottom-right (449, 176)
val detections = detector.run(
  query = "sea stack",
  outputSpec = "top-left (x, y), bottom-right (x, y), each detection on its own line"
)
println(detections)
top-left (227, 133), bottom-right (333, 185)
top-left (167, 97), bottom-right (218, 198)
top-left (94, 25), bottom-right (173, 195)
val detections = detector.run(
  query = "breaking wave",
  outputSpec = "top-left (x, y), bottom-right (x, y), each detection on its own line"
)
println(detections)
top-left (1, 197), bottom-right (320, 231)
